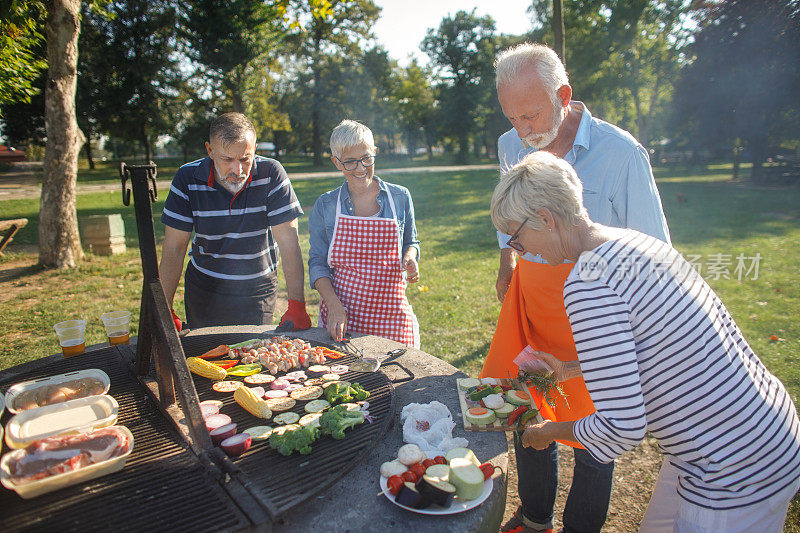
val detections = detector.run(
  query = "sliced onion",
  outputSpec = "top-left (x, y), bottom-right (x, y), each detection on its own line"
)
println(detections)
top-left (220, 433), bottom-right (252, 456)
top-left (204, 413), bottom-right (232, 432)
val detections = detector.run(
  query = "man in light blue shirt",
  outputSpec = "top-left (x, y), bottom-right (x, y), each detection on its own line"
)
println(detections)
top-left (487, 43), bottom-right (670, 533)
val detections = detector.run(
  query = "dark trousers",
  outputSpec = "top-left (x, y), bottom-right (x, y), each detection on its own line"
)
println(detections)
top-left (514, 432), bottom-right (615, 533)
top-left (184, 264), bottom-right (277, 328)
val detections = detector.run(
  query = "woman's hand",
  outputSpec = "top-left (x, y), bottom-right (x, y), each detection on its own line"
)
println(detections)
top-left (518, 347), bottom-right (582, 383)
top-left (402, 253), bottom-right (419, 283)
top-left (326, 299), bottom-right (348, 342)
top-left (521, 421), bottom-right (556, 450)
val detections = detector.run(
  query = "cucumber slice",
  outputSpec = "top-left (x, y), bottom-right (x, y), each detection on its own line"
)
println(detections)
top-left (458, 377), bottom-right (481, 390)
top-left (273, 412), bottom-right (300, 425)
top-left (444, 447), bottom-right (480, 467)
top-left (505, 389), bottom-right (532, 405)
top-left (493, 402), bottom-right (515, 418)
top-left (465, 407), bottom-right (497, 426)
top-left (245, 426), bottom-right (273, 441)
top-left (424, 464), bottom-right (450, 481)
top-left (449, 458), bottom-right (485, 500)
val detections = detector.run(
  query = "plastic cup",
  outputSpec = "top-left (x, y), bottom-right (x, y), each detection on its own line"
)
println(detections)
top-left (100, 311), bottom-right (131, 345)
top-left (53, 319), bottom-right (87, 357)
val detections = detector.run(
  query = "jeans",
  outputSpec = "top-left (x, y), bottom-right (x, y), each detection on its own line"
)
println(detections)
top-left (514, 432), bottom-right (615, 533)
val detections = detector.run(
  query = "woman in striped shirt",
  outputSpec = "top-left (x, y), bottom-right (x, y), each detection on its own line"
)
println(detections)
top-left (490, 151), bottom-right (800, 532)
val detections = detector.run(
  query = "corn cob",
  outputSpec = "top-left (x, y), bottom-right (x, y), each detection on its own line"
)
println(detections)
top-left (186, 356), bottom-right (227, 380)
top-left (234, 385), bottom-right (273, 419)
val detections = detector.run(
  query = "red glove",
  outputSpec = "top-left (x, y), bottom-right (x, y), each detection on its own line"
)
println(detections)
top-left (280, 299), bottom-right (311, 331)
top-left (171, 309), bottom-right (182, 332)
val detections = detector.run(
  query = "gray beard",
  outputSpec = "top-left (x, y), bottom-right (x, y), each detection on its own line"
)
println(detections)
top-left (522, 101), bottom-right (564, 150)
top-left (218, 177), bottom-right (246, 195)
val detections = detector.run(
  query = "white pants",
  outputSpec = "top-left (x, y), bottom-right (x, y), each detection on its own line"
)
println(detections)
top-left (639, 459), bottom-right (800, 533)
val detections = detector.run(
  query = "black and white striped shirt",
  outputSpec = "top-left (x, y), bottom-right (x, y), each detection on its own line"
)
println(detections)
top-left (161, 156), bottom-right (302, 281)
top-left (565, 230), bottom-right (800, 510)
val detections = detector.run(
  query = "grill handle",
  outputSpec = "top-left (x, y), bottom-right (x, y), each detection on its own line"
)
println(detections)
top-left (381, 361), bottom-right (414, 383)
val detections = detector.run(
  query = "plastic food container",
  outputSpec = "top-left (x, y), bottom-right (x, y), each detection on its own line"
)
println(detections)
top-left (5, 394), bottom-right (119, 449)
top-left (0, 425), bottom-right (134, 499)
top-left (4, 369), bottom-right (111, 414)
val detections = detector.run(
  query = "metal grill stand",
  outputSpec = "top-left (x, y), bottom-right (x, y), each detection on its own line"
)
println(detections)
top-left (119, 163), bottom-right (273, 528)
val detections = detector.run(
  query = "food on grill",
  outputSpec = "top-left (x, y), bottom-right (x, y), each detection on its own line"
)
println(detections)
top-left (200, 402), bottom-right (220, 417)
top-left (200, 399), bottom-right (224, 410)
top-left (244, 426), bottom-right (273, 441)
top-left (283, 383), bottom-right (303, 393)
top-left (321, 379), bottom-right (350, 389)
top-left (265, 397), bottom-right (296, 412)
top-left (329, 364), bottom-right (349, 374)
top-left (271, 378), bottom-right (290, 390)
top-left (318, 404), bottom-right (365, 440)
top-left (396, 481), bottom-right (427, 508)
top-left (226, 364), bottom-right (262, 377)
top-left (505, 389), bottom-right (531, 405)
top-left (269, 424), bottom-right (318, 456)
top-left (324, 382), bottom-right (369, 405)
top-left (417, 475), bottom-right (457, 508)
top-left (397, 443), bottom-right (425, 466)
top-left (298, 413), bottom-right (322, 428)
top-left (284, 370), bottom-right (307, 382)
top-left (212, 381), bottom-right (242, 393)
top-left (380, 459), bottom-right (407, 478)
top-left (273, 412), bottom-right (300, 425)
top-left (243, 374), bottom-right (275, 385)
top-left (220, 433), bottom-right (251, 456)
top-left (230, 337), bottom-right (327, 370)
top-left (304, 378), bottom-right (325, 386)
top-left (448, 457), bottom-right (484, 500)
top-left (302, 399), bottom-right (329, 414)
top-left (248, 386), bottom-right (266, 399)
top-left (444, 447), bottom-right (480, 467)
top-left (465, 407), bottom-right (496, 426)
top-left (187, 357), bottom-right (227, 380)
top-left (307, 365), bottom-right (330, 377)
top-left (210, 423), bottom-right (238, 445)
top-left (204, 413), bottom-right (232, 432)
top-left (264, 389), bottom-right (289, 399)
top-left (321, 373), bottom-right (340, 382)
top-left (197, 345), bottom-right (230, 360)
top-left (234, 385), bottom-right (273, 419)
top-left (458, 377), bottom-right (481, 391)
top-left (482, 393), bottom-right (505, 410)
top-left (208, 360), bottom-right (238, 370)
top-left (290, 386), bottom-right (323, 401)
top-left (10, 377), bottom-right (107, 412)
top-left (5, 426), bottom-right (131, 485)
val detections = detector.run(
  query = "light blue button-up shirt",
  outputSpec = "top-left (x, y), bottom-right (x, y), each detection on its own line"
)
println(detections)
top-left (497, 101), bottom-right (671, 263)
top-left (308, 177), bottom-right (420, 289)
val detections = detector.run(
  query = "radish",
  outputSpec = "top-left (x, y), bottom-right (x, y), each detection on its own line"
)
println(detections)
top-left (210, 423), bottom-right (237, 445)
top-left (221, 433), bottom-right (252, 456)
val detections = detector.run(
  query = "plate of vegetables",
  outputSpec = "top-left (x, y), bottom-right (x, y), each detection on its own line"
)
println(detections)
top-left (379, 444), bottom-right (495, 515)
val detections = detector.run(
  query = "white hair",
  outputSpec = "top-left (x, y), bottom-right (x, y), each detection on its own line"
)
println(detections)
top-left (329, 119), bottom-right (375, 158)
top-left (491, 151), bottom-right (585, 233)
top-left (495, 43), bottom-right (570, 100)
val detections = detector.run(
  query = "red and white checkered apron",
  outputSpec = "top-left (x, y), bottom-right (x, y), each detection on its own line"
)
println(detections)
top-left (320, 188), bottom-right (420, 347)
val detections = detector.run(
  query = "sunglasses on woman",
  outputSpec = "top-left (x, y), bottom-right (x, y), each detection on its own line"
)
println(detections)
top-left (507, 218), bottom-right (528, 253)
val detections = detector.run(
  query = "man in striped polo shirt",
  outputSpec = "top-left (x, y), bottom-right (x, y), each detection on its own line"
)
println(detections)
top-left (159, 112), bottom-right (311, 330)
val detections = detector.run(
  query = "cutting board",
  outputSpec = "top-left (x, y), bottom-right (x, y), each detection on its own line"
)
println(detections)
top-left (456, 378), bottom-right (515, 432)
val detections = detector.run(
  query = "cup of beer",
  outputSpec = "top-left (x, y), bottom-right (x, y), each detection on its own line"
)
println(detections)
top-left (53, 319), bottom-right (87, 357)
top-left (100, 311), bottom-right (132, 345)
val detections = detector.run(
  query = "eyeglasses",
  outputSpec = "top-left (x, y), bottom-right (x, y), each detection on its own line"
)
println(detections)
top-left (507, 218), bottom-right (528, 253)
top-left (336, 154), bottom-right (375, 171)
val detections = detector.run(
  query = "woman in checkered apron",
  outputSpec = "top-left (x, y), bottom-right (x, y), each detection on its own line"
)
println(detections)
top-left (307, 120), bottom-right (421, 348)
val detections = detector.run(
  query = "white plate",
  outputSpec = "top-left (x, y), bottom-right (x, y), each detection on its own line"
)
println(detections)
top-left (380, 469), bottom-right (493, 515)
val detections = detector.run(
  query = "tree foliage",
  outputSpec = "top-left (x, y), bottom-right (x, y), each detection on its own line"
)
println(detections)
top-left (673, 0), bottom-right (800, 179)
top-left (0, 1), bottom-right (47, 118)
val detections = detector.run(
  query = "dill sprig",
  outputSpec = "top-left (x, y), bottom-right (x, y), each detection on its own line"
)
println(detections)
top-left (516, 369), bottom-right (569, 408)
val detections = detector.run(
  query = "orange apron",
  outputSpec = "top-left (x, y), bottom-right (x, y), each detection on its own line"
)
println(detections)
top-left (480, 259), bottom-right (596, 448)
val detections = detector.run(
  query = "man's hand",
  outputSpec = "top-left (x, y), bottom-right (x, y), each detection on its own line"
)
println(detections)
top-left (521, 421), bottom-right (556, 450)
top-left (496, 249), bottom-right (516, 302)
top-left (402, 253), bottom-right (419, 283)
top-left (325, 299), bottom-right (348, 342)
top-left (279, 299), bottom-right (311, 331)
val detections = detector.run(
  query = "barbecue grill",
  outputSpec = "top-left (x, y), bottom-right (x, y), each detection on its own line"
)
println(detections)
top-left (0, 163), bottom-right (398, 531)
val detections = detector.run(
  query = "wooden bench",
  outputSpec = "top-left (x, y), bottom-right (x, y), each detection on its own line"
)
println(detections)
top-left (0, 218), bottom-right (28, 254)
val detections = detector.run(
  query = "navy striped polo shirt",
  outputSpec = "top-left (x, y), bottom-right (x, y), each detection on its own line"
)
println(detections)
top-left (161, 156), bottom-right (303, 281)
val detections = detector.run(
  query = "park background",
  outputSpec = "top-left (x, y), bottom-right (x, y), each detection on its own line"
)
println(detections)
top-left (1, 1), bottom-right (798, 531)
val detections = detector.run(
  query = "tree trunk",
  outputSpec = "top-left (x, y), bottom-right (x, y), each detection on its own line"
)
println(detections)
top-left (84, 133), bottom-right (95, 170)
top-left (141, 121), bottom-right (152, 162)
top-left (311, 32), bottom-right (323, 167)
top-left (39, 0), bottom-right (84, 269)
top-left (552, 0), bottom-right (566, 66)
top-left (732, 143), bottom-right (740, 180)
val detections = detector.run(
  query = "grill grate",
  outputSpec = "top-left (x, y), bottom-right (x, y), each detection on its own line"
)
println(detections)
top-left (177, 333), bottom-right (395, 519)
top-left (0, 347), bottom-right (251, 533)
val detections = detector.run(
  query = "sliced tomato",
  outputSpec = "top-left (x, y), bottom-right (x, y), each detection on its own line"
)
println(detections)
top-left (410, 464), bottom-right (426, 479)
top-left (387, 475), bottom-right (404, 495)
top-left (421, 459), bottom-right (436, 469)
top-left (433, 455), bottom-right (447, 465)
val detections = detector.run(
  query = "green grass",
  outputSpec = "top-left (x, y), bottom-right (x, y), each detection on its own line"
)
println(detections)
top-left (1, 163), bottom-right (798, 528)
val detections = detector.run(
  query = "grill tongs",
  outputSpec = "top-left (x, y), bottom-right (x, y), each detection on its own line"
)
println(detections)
top-left (334, 334), bottom-right (413, 383)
